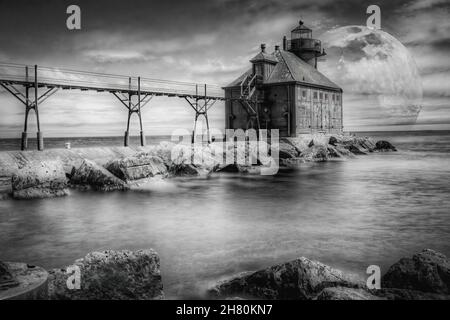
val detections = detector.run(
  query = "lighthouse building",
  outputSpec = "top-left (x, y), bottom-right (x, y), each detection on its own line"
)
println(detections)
top-left (224, 21), bottom-right (343, 136)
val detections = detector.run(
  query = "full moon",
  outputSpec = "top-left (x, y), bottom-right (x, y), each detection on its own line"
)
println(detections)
top-left (319, 25), bottom-right (422, 127)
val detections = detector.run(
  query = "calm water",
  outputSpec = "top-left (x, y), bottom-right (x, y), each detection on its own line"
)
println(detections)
top-left (1, 131), bottom-right (450, 299)
top-left (0, 135), bottom-right (172, 151)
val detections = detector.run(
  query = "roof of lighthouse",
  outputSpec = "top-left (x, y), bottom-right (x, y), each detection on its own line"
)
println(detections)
top-left (224, 49), bottom-right (342, 91)
top-left (249, 51), bottom-right (278, 64)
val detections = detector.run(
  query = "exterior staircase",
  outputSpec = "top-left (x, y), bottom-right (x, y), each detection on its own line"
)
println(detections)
top-left (239, 74), bottom-right (260, 129)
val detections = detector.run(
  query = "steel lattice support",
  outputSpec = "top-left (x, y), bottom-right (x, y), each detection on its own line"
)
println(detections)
top-left (184, 85), bottom-right (217, 144)
top-left (0, 65), bottom-right (58, 151)
top-left (112, 77), bottom-right (153, 147)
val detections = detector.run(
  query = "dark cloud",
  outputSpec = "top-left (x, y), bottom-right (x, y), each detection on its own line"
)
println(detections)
top-left (430, 38), bottom-right (450, 50)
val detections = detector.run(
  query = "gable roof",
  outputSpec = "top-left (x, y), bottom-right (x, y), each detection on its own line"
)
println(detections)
top-left (224, 50), bottom-right (341, 91)
top-left (250, 51), bottom-right (278, 64)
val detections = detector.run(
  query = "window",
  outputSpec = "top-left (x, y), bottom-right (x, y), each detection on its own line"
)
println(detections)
top-left (313, 92), bottom-right (318, 99)
top-left (302, 90), bottom-right (307, 98)
top-left (319, 92), bottom-right (323, 99)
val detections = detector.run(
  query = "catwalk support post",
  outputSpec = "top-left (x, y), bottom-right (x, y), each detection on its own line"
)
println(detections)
top-left (184, 84), bottom-right (217, 145)
top-left (35, 65), bottom-right (44, 151)
top-left (112, 77), bottom-right (153, 147)
top-left (138, 77), bottom-right (145, 147)
top-left (0, 65), bottom-right (57, 151)
top-left (21, 66), bottom-right (30, 150)
top-left (124, 77), bottom-right (132, 147)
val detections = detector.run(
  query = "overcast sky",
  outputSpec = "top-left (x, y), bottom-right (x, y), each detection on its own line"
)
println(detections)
top-left (0, 0), bottom-right (449, 137)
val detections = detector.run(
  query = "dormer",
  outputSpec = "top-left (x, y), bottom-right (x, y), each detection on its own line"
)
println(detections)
top-left (250, 44), bottom-right (278, 81)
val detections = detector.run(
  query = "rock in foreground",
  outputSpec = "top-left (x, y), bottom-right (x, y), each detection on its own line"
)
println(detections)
top-left (209, 257), bottom-right (363, 300)
top-left (47, 249), bottom-right (164, 300)
top-left (382, 249), bottom-right (450, 294)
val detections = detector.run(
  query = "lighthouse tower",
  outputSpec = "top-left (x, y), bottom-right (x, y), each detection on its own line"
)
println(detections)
top-left (283, 20), bottom-right (326, 69)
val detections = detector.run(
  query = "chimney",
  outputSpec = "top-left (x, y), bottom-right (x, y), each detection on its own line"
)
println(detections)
top-left (282, 36), bottom-right (287, 50)
top-left (275, 45), bottom-right (280, 51)
top-left (261, 43), bottom-right (266, 53)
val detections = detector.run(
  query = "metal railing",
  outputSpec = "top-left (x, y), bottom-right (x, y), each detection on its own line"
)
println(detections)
top-left (0, 62), bottom-right (224, 98)
top-left (240, 73), bottom-right (257, 100)
top-left (286, 38), bottom-right (322, 53)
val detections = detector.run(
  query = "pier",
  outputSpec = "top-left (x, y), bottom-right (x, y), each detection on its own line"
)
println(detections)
top-left (0, 62), bottom-right (226, 150)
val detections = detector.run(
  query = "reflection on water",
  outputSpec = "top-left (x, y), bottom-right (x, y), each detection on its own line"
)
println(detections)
top-left (1, 132), bottom-right (450, 299)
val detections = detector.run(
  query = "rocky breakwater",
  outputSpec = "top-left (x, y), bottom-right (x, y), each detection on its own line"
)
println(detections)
top-left (208, 249), bottom-right (450, 300)
top-left (0, 134), bottom-right (397, 199)
top-left (47, 249), bottom-right (164, 300)
top-left (280, 134), bottom-right (396, 167)
top-left (0, 142), bottom-right (226, 199)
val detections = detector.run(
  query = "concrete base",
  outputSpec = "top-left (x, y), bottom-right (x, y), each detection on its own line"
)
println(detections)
top-left (140, 131), bottom-right (146, 146)
top-left (0, 263), bottom-right (48, 300)
top-left (124, 131), bottom-right (130, 147)
top-left (21, 132), bottom-right (28, 151)
top-left (37, 131), bottom-right (44, 151)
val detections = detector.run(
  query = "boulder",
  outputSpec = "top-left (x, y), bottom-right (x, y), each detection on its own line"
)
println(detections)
top-left (169, 144), bottom-right (220, 175)
top-left (152, 141), bottom-right (176, 166)
top-left (217, 163), bottom-right (265, 174)
top-left (334, 145), bottom-right (355, 158)
top-left (356, 137), bottom-right (376, 152)
top-left (217, 164), bottom-right (240, 173)
top-left (209, 257), bottom-right (363, 300)
top-left (169, 163), bottom-right (202, 176)
top-left (279, 140), bottom-right (299, 159)
top-left (328, 136), bottom-right (338, 146)
top-left (47, 249), bottom-right (164, 300)
top-left (106, 154), bottom-right (167, 182)
top-left (11, 160), bottom-right (69, 199)
top-left (70, 159), bottom-right (128, 191)
top-left (327, 146), bottom-right (341, 158)
top-left (316, 286), bottom-right (383, 300)
top-left (346, 145), bottom-right (367, 155)
top-left (300, 145), bottom-right (329, 162)
top-left (382, 249), bottom-right (450, 294)
top-left (12, 188), bottom-right (69, 199)
top-left (375, 140), bottom-right (397, 152)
